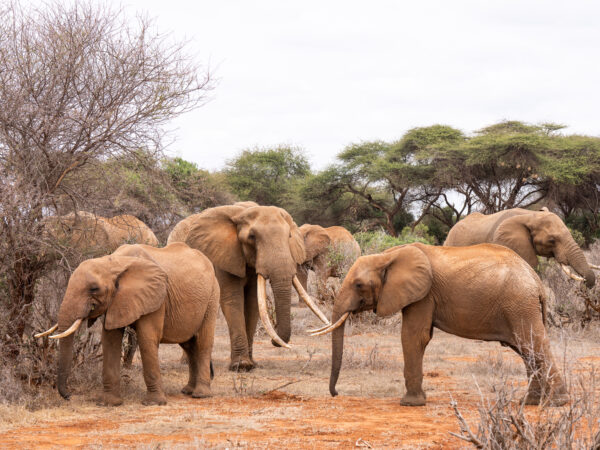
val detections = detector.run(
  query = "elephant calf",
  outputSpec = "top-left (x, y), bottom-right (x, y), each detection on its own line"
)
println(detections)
top-left (314, 242), bottom-right (568, 407)
top-left (36, 242), bottom-right (219, 406)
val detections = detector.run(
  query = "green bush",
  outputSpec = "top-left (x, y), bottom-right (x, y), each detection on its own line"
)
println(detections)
top-left (355, 225), bottom-right (435, 255)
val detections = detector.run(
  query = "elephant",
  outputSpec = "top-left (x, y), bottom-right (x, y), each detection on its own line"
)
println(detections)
top-left (43, 211), bottom-right (159, 367)
top-left (44, 211), bottom-right (158, 255)
top-left (296, 224), bottom-right (361, 297)
top-left (168, 203), bottom-right (329, 371)
top-left (444, 207), bottom-right (596, 288)
top-left (35, 242), bottom-right (219, 406)
top-left (313, 242), bottom-right (568, 407)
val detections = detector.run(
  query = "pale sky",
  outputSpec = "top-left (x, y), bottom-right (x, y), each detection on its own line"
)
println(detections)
top-left (124, 0), bottom-right (600, 170)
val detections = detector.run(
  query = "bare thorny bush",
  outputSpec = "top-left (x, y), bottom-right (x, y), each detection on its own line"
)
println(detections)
top-left (0, 0), bottom-right (212, 402)
top-left (541, 242), bottom-right (600, 332)
top-left (450, 334), bottom-right (600, 449)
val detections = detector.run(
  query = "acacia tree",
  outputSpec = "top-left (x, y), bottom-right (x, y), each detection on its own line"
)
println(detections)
top-left (0, 1), bottom-right (212, 359)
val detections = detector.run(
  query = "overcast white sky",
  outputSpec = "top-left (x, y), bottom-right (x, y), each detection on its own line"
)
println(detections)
top-left (124, 0), bottom-right (600, 171)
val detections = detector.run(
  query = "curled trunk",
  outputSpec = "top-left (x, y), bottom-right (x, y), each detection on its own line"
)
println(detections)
top-left (270, 276), bottom-right (292, 345)
top-left (57, 334), bottom-right (74, 399)
top-left (329, 311), bottom-right (346, 397)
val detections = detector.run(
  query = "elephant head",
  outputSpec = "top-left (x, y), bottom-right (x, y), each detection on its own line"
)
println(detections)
top-left (36, 248), bottom-right (167, 399)
top-left (185, 205), bottom-right (327, 346)
top-left (299, 224), bottom-right (332, 264)
top-left (311, 245), bottom-right (432, 397)
top-left (494, 209), bottom-right (595, 288)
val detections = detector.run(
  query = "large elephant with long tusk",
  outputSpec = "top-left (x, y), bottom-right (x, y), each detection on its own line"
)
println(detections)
top-left (35, 243), bottom-right (219, 406)
top-left (444, 207), bottom-right (597, 287)
top-left (168, 203), bottom-right (329, 371)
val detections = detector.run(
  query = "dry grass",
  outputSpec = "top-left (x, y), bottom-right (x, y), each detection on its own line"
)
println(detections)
top-left (1, 300), bottom-right (598, 448)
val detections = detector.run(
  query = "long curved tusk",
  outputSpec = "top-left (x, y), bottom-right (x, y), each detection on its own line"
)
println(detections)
top-left (308, 312), bottom-right (349, 337)
top-left (292, 276), bottom-right (330, 325)
top-left (590, 263), bottom-right (600, 271)
top-left (560, 264), bottom-right (585, 282)
top-left (308, 322), bottom-right (333, 334)
top-left (49, 319), bottom-right (83, 339)
top-left (257, 275), bottom-right (291, 349)
top-left (34, 324), bottom-right (58, 338)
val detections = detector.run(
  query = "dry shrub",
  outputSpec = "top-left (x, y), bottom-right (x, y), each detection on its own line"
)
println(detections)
top-left (451, 336), bottom-right (600, 449)
top-left (541, 257), bottom-right (600, 330)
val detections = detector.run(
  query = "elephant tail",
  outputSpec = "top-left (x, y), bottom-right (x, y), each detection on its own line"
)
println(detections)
top-left (539, 291), bottom-right (548, 327)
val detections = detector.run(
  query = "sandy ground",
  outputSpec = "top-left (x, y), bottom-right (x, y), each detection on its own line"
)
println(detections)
top-left (2, 303), bottom-right (600, 449)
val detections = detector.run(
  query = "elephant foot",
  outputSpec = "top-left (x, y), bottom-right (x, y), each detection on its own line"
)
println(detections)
top-left (181, 384), bottom-right (194, 396)
top-left (142, 392), bottom-right (167, 406)
top-left (523, 389), bottom-right (569, 407)
top-left (400, 392), bottom-right (426, 407)
top-left (229, 357), bottom-right (254, 372)
top-left (97, 393), bottom-right (123, 407)
top-left (191, 383), bottom-right (212, 398)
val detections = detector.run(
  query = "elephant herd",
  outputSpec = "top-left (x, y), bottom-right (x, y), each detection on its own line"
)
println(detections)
top-left (34, 204), bottom-right (598, 407)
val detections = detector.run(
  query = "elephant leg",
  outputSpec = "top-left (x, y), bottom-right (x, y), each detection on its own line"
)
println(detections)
top-left (100, 327), bottom-right (124, 406)
top-left (180, 337), bottom-right (197, 396)
top-left (122, 327), bottom-right (137, 369)
top-left (510, 325), bottom-right (568, 406)
top-left (400, 298), bottom-right (434, 406)
top-left (192, 302), bottom-right (217, 398)
top-left (244, 274), bottom-right (259, 365)
top-left (136, 310), bottom-right (166, 405)
top-left (217, 269), bottom-right (253, 371)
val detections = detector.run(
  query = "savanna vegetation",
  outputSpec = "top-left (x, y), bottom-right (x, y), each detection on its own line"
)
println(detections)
top-left (1, 0), bottom-right (600, 448)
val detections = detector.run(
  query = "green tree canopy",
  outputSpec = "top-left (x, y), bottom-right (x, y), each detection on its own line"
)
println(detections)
top-left (224, 145), bottom-right (310, 207)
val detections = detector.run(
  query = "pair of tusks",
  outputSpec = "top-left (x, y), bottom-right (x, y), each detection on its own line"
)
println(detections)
top-left (34, 319), bottom-right (82, 340)
top-left (254, 274), bottom-right (331, 349)
top-left (308, 312), bottom-right (350, 337)
top-left (35, 275), bottom-right (329, 347)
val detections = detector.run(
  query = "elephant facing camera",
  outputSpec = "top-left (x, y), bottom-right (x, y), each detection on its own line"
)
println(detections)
top-left (35, 242), bottom-right (220, 406)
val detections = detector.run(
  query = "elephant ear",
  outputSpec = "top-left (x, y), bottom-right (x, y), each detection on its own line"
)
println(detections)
top-left (493, 215), bottom-right (538, 268)
top-left (376, 245), bottom-right (432, 317)
top-left (104, 255), bottom-right (168, 330)
top-left (300, 225), bottom-right (331, 262)
top-left (280, 209), bottom-right (306, 264)
top-left (186, 206), bottom-right (246, 277)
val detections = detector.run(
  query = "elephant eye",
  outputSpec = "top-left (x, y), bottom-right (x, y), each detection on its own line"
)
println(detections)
top-left (248, 233), bottom-right (255, 240)
top-left (355, 282), bottom-right (363, 290)
top-left (89, 286), bottom-right (99, 294)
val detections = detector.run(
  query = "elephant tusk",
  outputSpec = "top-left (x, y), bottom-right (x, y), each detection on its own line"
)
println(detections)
top-left (257, 275), bottom-right (291, 349)
top-left (49, 319), bottom-right (83, 339)
top-left (560, 264), bottom-right (585, 282)
top-left (34, 324), bottom-right (58, 338)
top-left (308, 322), bottom-right (333, 334)
top-left (308, 312), bottom-right (349, 337)
top-left (292, 276), bottom-right (330, 325)
top-left (589, 263), bottom-right (600, 271)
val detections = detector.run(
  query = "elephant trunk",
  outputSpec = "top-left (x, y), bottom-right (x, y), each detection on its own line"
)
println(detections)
top-left (270, 275), bottom-right (293, 345)
top-left (55, 293), bottom-right (89, 400)
top-left (329, 309), bottom-right (346, 397)
top-left (57, 334), bottom-right (74, 399)
top-left (561, 239), bottom-right (595, 288)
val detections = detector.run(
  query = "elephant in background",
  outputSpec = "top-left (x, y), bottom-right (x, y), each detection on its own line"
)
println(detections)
top-left (315, 243), bottom-right (567, 407)
top-left (44, 211), bottom-right (158, 256)
top-left (444, 207), bottom-right (596, 287)
top-left (35, 243), bottom-right (219, 406)
top-left (296, 224), bottom-right (361, 298)
top-left (168, 203), bottom-right (329, 371)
